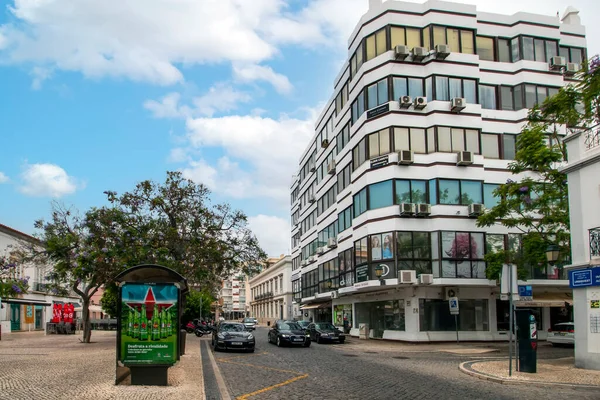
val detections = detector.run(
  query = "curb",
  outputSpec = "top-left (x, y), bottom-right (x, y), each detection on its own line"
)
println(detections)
top-left (459, 359), bottom-right (600, 390)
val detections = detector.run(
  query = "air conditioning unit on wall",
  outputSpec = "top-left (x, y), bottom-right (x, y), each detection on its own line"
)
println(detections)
top-left (419, 274), bottom-right (434, 285)
top-left (451, 97), bottom-right (466, 112)
top-left (327, 237), bottom-right (337, 248)
top-left (400, 96), bottom-right (412, 109)
top-left (414, 96), bottom-right (427, 110)
top-left (394, 45), bottom-right (410, 60)
top-left (399, 270), bottom-right (417, 284)
top-left (416, 203), bottom-right (431, 216)
top-left (468, 203), bottom-right (484, 217)
top-left (400, 203), bottom-right (416, 216)
top-left (435, 44), bottom-right (451, 59)
top-left (456, 151), bottom-right (473, 166)
top-left (397, 150), bottom-right (414, 165)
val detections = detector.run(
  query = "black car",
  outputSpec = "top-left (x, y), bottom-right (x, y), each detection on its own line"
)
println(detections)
top-left (212, 321), bottom-right (255, 352)
top-left (268, 320), bottom-right (311, 347)
top-left (241, 317), bottom-right (256, 331)
top-left (296, 320), bottom-right (310, 330)
top-left (308, 322), bottom-right (346, 344)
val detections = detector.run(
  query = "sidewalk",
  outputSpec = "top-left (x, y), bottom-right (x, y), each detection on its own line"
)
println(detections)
top-left (0, 330), bottom-right (205, 399)
top-left (334, 337), bottom-right (502, 355)
top-left (460, 357), bottom-right (600, 388)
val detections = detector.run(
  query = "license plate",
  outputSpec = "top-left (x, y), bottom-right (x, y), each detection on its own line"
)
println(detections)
top-left (557, 332), bottom-right (566, 336)
top-left (231, 342), bottom-right (243, 345)
top-left (293, 338), bottom-right (303, 342)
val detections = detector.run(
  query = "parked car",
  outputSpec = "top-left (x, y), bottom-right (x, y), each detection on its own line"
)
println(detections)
top-left (242, 317), bottom-right (257, 331)
top-left (268, 320), bottom-right (311, 347)
top-left (547, 322), bottom-right (575, 346)
top-left (308, 322), bottom-right (346, 344)
top-left (296, 320), bottom-right (310, 330)
top-left (212, 321), bottom-right (255, 352)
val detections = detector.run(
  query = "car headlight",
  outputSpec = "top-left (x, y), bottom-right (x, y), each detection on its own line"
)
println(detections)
top-left (321, 333), bottom-right (329, 336)
top-left (281, 334), bottom-right (289, 338)
top-left (217, 333), bottom-right (225, 339)
top-left (248, 334), bottom-right (254, 340)
top-left (305, 334), bottom-right (310, 337)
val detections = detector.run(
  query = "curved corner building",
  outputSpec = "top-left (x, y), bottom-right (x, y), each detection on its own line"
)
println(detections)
top-left (289, 0), bottom-right (586, 341)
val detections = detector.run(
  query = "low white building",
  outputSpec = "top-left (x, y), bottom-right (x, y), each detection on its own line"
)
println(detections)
top-left (249, 255), bottom-right (293, 325)
top-left (0, 223), bottom-right (79, 333)
top-left (562, 124), bottom-right (600, 370)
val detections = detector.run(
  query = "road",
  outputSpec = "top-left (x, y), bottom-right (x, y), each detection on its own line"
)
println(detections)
top-left (202, 327), bottom-right (597, 400)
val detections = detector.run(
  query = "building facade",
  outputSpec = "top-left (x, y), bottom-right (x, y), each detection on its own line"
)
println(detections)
top-left (290, 0), bottom-right (586, 341)
top-left (0, 223), bottom-right (80, 333)
top-left (562, 124), bottom-right (600, 370)
top-left (217, 271), bottom-right (248, 320)
top-left (249, 255), bottom-right (293, 325)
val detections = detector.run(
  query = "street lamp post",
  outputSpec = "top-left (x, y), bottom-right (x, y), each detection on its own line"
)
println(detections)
top-left (546, 244), bottom-right (560, 264)
top-left (375, 265), bottom-right (385, 285)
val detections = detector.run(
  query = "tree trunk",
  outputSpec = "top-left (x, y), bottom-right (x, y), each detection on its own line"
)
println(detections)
top-left (81, 298), bottom-right (92, 343)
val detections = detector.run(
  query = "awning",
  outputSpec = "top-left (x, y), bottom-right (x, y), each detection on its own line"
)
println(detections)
top-left (2, 298), bottom-right (52, 306)
top-left (515, 292), bottom-right (573, 308)
top-left (300, 302), bottom-right (331, 310)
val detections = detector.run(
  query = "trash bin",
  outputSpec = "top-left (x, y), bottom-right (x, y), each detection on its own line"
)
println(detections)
top-left (179, 329), bottom-right (187, 356)
top-left (267, 321), bottom-right (270, 327)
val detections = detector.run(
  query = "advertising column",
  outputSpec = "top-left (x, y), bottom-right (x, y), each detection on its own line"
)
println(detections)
top-left (119, 283), bottom-right (178, 366)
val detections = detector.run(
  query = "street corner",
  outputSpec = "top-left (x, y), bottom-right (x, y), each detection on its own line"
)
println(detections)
top-left (459, 357), bottom-right (600, 390)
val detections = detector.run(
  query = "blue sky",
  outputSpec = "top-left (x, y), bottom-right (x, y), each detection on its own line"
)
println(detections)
top-left (0, 0), bottom-right (597, 256)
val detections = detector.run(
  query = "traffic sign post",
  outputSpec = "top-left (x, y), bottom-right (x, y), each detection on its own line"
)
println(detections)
top-left (449, 297), bottom-right (459, 343)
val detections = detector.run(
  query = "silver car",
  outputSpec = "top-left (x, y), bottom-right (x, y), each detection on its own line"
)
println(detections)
top-left (547, 322), bottom-right (574, 346)
top-left (242, 317), bottom-right (256, 331)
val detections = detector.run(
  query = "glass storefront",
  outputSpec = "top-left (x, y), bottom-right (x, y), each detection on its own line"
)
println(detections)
top-left (355, 300), bottom-right (405, 338)
top-left (419, 299), bottom-right (489, 331)
top-left (333, 304), bottom-right (353, 333)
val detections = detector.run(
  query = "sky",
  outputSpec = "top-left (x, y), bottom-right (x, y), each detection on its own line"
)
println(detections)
top-left (0, 0), bottom-right (598, 257)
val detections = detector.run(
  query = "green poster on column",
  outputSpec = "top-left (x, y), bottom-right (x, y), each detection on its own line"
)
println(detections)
top-left (119, 283), bottom-right (178, 366)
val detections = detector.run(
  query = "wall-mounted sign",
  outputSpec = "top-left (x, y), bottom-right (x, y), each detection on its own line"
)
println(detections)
top-left (355, 265), bottom-right (369, 282)
top-left (370, 155), bottom-right (389, 169)
top-left (366, 103), bottom-right (390, 119)
top-left (591, 300), bottom-right (600, 309)
top-left (569, 267), bottom-right (600, 288)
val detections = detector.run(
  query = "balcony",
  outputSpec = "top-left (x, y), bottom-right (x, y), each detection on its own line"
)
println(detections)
top-left (584, 126), bottom-right (600, 151)
top-left (523, 264), bottom-right (567, 280)
top-left (590, 227), bottom-right (600, 259)
top-left (253, 291), bottom-right (274, 301)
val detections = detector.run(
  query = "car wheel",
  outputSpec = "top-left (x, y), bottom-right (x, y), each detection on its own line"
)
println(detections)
top-left (339, 339), bottom-right (345, 344)
top-left (267, 334), bottom-right (271, 344)
top-left (276, 336), bottom-right (282, 347)
top-left (248, 347), bottom-right (255, 353)
top-left (304, 342), bottom-right (311, 348)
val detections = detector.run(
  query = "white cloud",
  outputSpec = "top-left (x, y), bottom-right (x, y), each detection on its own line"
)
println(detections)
top-left (183, 110), bottom-right (316, 207)
top-left (232, 64), bottom-right (293, 94)
top-left (19, 163), bottom-right (81, 197)
top-left (30, 66), bottom-right (52, 90)
top-left (145, 84), bottom-right (252, 119)
top-left (248, 214), bottom-right (290, 256)
top-left (167, 148), bottom-right (190, 163)
top-left (0, 172), bottom-right (9, 183)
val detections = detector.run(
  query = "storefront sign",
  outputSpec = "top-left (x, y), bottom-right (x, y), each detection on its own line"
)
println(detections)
top-left (366, 103), bottom-right (390, 119)
top-left (25, 305), bottom-right (34, 324)
top-left (591, 300), bottom-right (600, 309)
top-left (119, 283), bottom-right (178, 366)
top-left (449, 297), bottom-right (459, 315)
top-left (355, 265), bottom-right (369, 282)
top-left (569, 267), bottom-right (600, 288)
top-left (370, 155), bottom-right (389, 169)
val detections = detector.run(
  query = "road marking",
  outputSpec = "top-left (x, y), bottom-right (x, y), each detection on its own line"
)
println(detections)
top-left (205, 341), bottom-right (232, 400)
top-left (235, 374), bottom-right (309, 400)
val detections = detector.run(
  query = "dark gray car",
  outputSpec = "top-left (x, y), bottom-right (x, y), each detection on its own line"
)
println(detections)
top-left (268, 320), bottom-right (311, 347)
top-left (212, 322), bottom-right (255, 352)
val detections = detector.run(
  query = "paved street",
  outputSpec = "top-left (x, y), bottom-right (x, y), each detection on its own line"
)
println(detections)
top-left (208, 327), bottom-right (598, 400)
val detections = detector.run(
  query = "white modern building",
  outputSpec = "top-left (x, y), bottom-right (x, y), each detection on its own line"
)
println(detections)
top-left (217, 271), bottom-right (248, 320)
top-left (290, 0), bottom-right (586, 341)
top-left (249, 255), bottom-right (293, 325)
top-left (0, 223), bottom-right (80, 333)
top-left (562, 124), bottom-right (600, 370)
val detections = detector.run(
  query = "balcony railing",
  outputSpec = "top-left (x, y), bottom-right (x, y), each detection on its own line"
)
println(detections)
top-left (590, 227), bottom-right (600, 259)
top-left (584, 125), bottom-right (600, 150)
top-left (253, 291), bottom-right (274, 301)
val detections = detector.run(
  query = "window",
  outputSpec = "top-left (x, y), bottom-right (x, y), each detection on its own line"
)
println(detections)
top-left (338, 248), bottom-right (354, 287)
top-left (365, 28), bottom-right (388, 61)
top-left (434, 179), bottom-right (483, 205)
top-left (431, 26), bottom-right (474, 54)
top-left (500, 86), bottom-right (514, 110)
top-left (354, 237), bottom-right (368, 266)
top-left (440, 231), bottom-right (485, 278)
top-left (301, 268), bottom-right (319, 298)
top-left (318, 221), bottom-right (338, 248)
top-left (355, 300), bottom-right (405, 331)
top-left (476, 36), bottom-right (495, 61)
top-left (369, 180), bottom-right (394, 210)
top-left (317, 184), bottom-right (337, 216)
top-left (483, 184), bottom-right (500, 209)
top-left (393, 127), bottom-right (427, 154)
top-left (498, 38), bottom-right (511, 62)
top-left (420, 299), bottom-right (489, 331)
top-left (434, 76), bottom-right (476, 103)
top-left (519, 36), bottom-right (558, 63)
top-left (393, 77), bottom-right (424, 99)
top-left (338, 206), bottom-right (353, 233)
top-left (397, 232), bottom-right (432, 275)
top-left (319, 258), bottom-right (339, 291)
top-left (353, 187), bottom-right (367, 217)
top-left (503, 134), bottom-right (516, 160)
top-left (434, 127), bottom-right (479, 154)
top-left (352, 137), bottom-right (367, 170)
top-left (479, 85), bottom-right (497, 110)
top-left (560, 46), bottom-right (584, 64)
top-left (350, 41), bottom-right (363, 79)
top-left (481, 134), bottom-right (500, 159)
top-left (351, 92), bottom-right (365, 125)
top-left (368, 128), bottom-right (391, 158)
top-left (337, 123), bottom-right (351, 154)
top-left (511, 37), bottom-right (520, 61)
top-left (367, 78), bottom-right (389, 109)
top-left (395, 179), bottom-right (427, 204)
top-left (406, 27), bottom-right (421, 49)
top-left (337, 163), bottom-right (352, 193)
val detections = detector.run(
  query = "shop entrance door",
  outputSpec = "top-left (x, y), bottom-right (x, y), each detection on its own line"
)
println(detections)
top-left (35, 306), bottom-right (43, 329)
top-left (10, 304), bottom-right (21, 331)
top-left (370, 303), bottom-right (385, 339)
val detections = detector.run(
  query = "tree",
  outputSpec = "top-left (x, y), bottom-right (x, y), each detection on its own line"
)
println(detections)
top-left (99, 282), bottom-right (118, 317)
top-left (0, 255), bottom-right (29, 297)
top-left (181, 289), bottom-right (215, 323)
top-left (477, 55), bottom-right (600, 279)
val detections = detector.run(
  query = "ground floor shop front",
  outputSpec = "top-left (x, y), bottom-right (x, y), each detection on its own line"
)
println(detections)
top-left (321, 284), bottom-right (572, 342)
top-left (0, 295), bottom-right (80, 333)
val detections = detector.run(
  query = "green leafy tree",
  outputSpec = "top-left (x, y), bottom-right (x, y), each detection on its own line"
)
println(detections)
top-left (181, 289), bottom-right (215, 323)
top-left (477, 55), bottom-right (600, 279)
top-left (99, 282), bottom-right (118, 317)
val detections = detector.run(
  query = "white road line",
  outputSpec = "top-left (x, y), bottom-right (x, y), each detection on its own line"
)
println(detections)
top-left (204, 341), bottom-right (232, 400)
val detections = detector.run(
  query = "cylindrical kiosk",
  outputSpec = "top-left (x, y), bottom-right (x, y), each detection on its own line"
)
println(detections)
top-left (515, 308), bottom-right (538, 373)
top-left (114, 264), bottom-right (188, 386)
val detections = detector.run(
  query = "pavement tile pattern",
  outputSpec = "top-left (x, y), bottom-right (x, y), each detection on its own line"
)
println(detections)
top-left (0, 330), bottom-right (204, 400)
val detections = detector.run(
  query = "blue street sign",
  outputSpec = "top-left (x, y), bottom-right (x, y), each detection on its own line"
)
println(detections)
top-left (449, 297), bottom-right (459, 315)
top-left (518, 285), bottom-right (533, 297)
top-left (569, 267), bottom-right (600, 288)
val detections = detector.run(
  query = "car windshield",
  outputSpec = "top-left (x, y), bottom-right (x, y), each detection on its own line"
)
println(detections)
top-left (296, 321), bottom-right (309, 327)
top-left (243, 318), bottom-right (255, 323)
top-left (316, 323), bottom-right (336, 330)
top-left (220, 323), bottom-right (245, 332)
top-left (278, 322), bottom-right (301, 330)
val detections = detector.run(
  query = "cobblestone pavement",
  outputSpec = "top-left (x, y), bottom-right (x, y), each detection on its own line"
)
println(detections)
top-left (0, 331), bottom-right (204, 400)
top-left (210, 327), bottom-right (597, 400)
